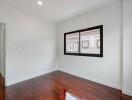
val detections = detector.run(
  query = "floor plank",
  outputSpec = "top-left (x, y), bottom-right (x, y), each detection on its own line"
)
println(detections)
top-left (6, 71), bottom-right (132, 100)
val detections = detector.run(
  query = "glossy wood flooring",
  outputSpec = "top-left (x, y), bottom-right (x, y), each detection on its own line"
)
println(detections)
top-left (0, 74), bottom-right (4, 100)
top-left (6, 71), bottom-right (132, 100)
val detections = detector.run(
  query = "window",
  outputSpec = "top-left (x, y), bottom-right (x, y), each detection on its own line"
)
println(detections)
top-left (64, 25), bottom-right (103, 57)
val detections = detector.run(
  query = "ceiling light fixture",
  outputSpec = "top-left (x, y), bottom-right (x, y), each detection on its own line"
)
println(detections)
top-left (37, 1), bottom-right (43, 5)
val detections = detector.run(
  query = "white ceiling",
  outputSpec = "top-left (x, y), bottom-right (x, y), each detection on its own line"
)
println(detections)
top-left (0, 0), bottom-right (116, 22)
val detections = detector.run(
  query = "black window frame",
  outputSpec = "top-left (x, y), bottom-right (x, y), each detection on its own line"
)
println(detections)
top-left (64, 25), bottom-right (103, 57)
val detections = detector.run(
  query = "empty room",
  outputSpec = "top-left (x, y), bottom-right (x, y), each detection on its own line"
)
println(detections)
top-left (0, 0), bottom-right (132, 100)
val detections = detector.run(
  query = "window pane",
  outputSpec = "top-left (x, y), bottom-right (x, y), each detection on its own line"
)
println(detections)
top-left (66, 33), bottom-right (79, 53)
top-left (80, 29), bottom-right (100, 54)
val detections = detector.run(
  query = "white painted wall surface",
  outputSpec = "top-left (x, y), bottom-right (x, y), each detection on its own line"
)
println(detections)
top-left (123, 0), bottom-right (132, 96)
top-left (58, 1), bottom-right (122, 89)
top-left (0, 4), bottom-right (57, 86)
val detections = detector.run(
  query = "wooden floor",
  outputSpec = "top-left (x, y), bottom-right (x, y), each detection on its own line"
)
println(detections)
top-left (0, 74), bottom-right (4, 100)
top-left (6, 71), bottom-right (132, 100)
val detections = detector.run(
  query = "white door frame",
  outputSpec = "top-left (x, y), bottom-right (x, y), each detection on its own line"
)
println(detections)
top-left (0, 23), bottom-right (6, 77)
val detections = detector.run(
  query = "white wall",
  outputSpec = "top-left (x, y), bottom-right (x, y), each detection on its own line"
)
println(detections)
top-left (123, 0), bottom-right (132, 96)
top-left (58, 1), bottom-right (122, 89)
top-left (0, 4), bottom-right (57, 86)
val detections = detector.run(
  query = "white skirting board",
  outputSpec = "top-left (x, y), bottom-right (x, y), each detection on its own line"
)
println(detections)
top-left (122, 89), bottom-right (132, 97)
top-left (6, 68), bottom-right (57, 86)
top-left (59, 70), bottom-right (132, 97)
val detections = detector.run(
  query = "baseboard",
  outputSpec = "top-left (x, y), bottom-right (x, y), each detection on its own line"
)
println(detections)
top-left (6, 69), bottom-right (132, 97)
top-left (58, 69), bottom-right (121, 90)
top-left (122, 89), bottom-right (132, 96)
top-left (6, 69), bottom-right (57, 86)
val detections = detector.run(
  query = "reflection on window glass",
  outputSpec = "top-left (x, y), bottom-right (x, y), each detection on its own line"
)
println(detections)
top-left (80, 29), bottom-right (100, 54)
top-left (66, 33), bottom-right (79, 53)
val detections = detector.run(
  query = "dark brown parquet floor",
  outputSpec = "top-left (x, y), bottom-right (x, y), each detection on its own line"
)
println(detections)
top-left (6, 71), bottom-right (132, 100)
top-left (0, 74), bottom-right (4, 100)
